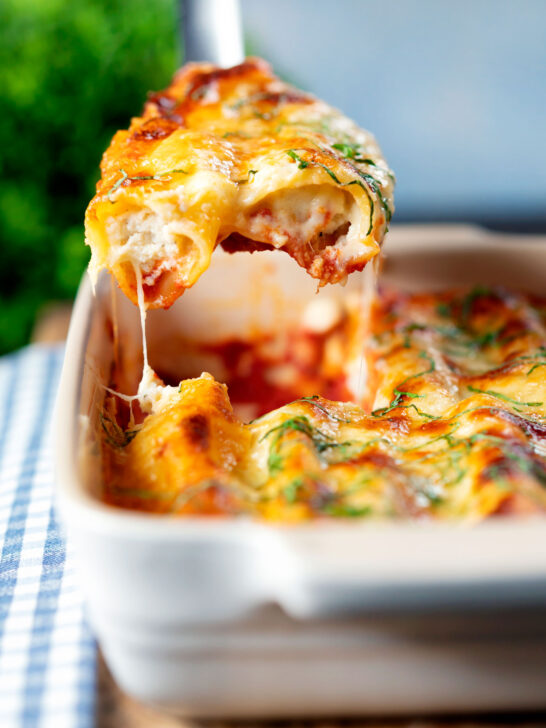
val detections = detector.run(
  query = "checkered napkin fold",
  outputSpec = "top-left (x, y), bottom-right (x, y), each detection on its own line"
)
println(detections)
top-left (0, 345), bottom-right (95, 728)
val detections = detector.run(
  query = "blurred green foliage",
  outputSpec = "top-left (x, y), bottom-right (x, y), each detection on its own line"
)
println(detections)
top-left (0, 0), bottom-right (180, 354)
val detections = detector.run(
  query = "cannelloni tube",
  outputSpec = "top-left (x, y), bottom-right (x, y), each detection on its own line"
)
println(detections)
top-left (85, 58), bottom-right (394, 308)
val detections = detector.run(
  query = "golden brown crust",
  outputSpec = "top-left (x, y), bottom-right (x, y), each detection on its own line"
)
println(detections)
top-left (85, 57), bottom-right (394, 308)
top-left (104, 374), bottom-right (252, 515)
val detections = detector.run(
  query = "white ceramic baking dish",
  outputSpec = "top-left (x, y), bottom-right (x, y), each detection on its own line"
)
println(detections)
top-left (55, 225), bottom-right (546, 718)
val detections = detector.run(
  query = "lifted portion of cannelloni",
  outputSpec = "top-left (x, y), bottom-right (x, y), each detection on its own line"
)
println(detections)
top-left (85, 57), bottom-right (394, 308)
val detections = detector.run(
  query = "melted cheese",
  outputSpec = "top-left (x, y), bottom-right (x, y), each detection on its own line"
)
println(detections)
top-left (101, 286), bottom-right (546, 521)
top-left (85, 58), bottom-right (394, 308)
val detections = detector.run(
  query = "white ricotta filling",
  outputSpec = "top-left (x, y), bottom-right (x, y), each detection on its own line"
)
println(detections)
top-left (105, 208), bottom-right (194, 279)
top-left (240, 185), bottom-right (361, 256)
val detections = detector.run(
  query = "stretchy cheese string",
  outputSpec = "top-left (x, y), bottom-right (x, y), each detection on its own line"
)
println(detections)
top-left (133, 264), bottom-right (179, 413)
top-left (110, 273), bottom-right (121, 381)
top-left (133, 264), bottom-right (149, 373)
top-left (103, 275), bottom-right (141, 426)
top-left (101, 384), bottom-right (139, 403)
top-left (93, 268), bottom-right (150, 406)
top-left (92, 265), bottom-right (177, 421)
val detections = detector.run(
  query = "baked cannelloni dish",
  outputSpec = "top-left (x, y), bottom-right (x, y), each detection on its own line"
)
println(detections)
top-left (100, 286), bottom-right (546, 521)
top-left (85, 59), bottom-right (546, 523)
top-left (85, 58), bottom-right (394, 308)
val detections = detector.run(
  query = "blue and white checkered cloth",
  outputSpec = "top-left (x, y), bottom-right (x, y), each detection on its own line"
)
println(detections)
top-left (0, 345), bottom-right (96, 728)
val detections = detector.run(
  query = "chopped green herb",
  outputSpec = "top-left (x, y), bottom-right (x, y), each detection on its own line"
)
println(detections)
top-left (341, 180), bottom-right (375, 235)
top-left (228, 94), bottom-right (260, 111)
top-left (222, 131), bottom-right (251, 139)
top-left (235, 169), bottom-right (258, 184)
top-left (436, 302), bottom-right (452, 318)
top-left (473, 328), bottom-right (503, 348)
top-left (286, 149), bottom-right (310, 168)
top-left (261, 415), bottom-right (335, 453)
top-left (416, 485), bottom-right (445, 505)
top-left (402, 322), bottom-right (427, 348)
top-left (298, 395), bottom-right (352, 423)
top-left (403, 404), bottom-right (442, 420)
top-left (332, 142), bottom-right (360, 159)
top-left (100, 413), bottom-right (140, 449)
top-left (261, 415), bottom-right (316, 443)
top-left (323, 502), bottom-right (372, 518)
top-left (132, 168), bottom-right (188, 180)
top-left (467, 385), bottom-right (543, 408)
top-left (318, 163), bottom-right (341, 183)
top-left (283, 477), bottom-right (304, 504)
top-left (354, 170), bottom-right (393, 223)
top-left (372, 351), bottom-right (436, 417)
top-left (527, 362), bottom-right (546, 376)
top-left (261, 415), bottom-right (355, 472)
top-left (267, 450), bottom-right (284, 475)
top-left (107, 167), bottom-right (188, 202)
top-left (253, 110), bottom-right (273, 120)
top-left (332, 142), bottom-right (377, 166)
top-left (460, 286), bottom-right (495, 325)
top-left (107, 169), bottom-right (128, 200)
top-left (285, 149), bottom-right (377, 234)
top-left (469, 434), bottom-right (546, 487)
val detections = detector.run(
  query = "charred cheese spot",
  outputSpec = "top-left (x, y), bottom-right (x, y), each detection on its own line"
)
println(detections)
top-left (104, 374), bottom-right (251, 514)
top-left (130, 118), bottom-right (179, 143)
top-left (183, 413), bottom-right (210, 451)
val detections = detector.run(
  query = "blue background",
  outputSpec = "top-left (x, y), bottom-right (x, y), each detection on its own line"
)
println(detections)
top-left (242, 0), bottom-right (546, 227)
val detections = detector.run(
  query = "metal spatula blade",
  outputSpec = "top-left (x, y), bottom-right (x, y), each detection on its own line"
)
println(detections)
top-left (181, 0), bottom-right (244, 66)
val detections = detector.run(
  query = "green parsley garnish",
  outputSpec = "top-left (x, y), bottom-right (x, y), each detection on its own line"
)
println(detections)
top-left (460, 286), bottom-right (495, 325)
top-left (332, 142), bottom-right (377, 166)
top-left (467, 385), bottom-right (543, 408)
top-left (323, 503), bottom-right (372, 518)
top-left (107, 167), bottom-right (188, 202)
top-left (283, 477), bottom-right (304, 504)
top-left (284, 148), bottom-right (393, 234)
top-left (235, 169), bottom-right (258, 184)
top-left (527, 362), bottom-right (546, 376)
top-left (100, 413), bottom-right (140, 449)
top-left (222, 131), bottom-right (252, 139)
top-left (298, 395), bottom-right (352, 423)
top-left (372, 351), bottom-right (436, 418)
top-left (286, 149), bottom-right (310, 168)
top-left (436, 302), bottom-right (452, 318)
